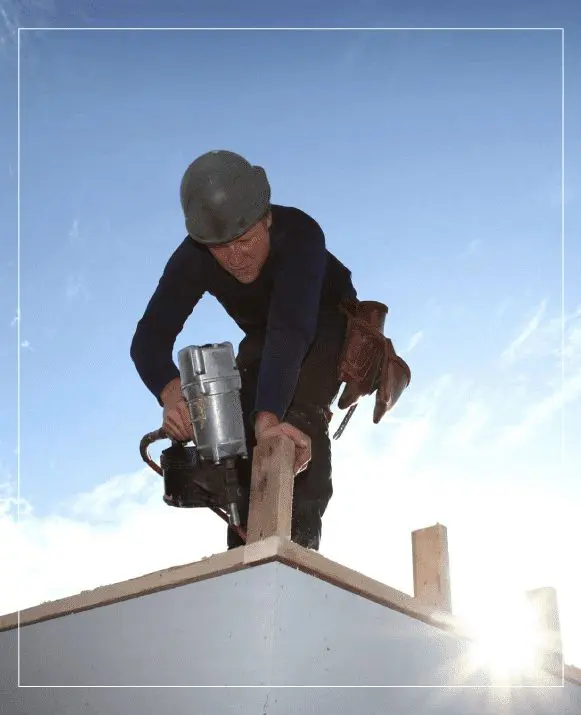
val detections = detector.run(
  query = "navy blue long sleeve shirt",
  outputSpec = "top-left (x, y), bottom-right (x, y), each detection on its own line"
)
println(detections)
top-left (130, 204), bottom-right (356, 420)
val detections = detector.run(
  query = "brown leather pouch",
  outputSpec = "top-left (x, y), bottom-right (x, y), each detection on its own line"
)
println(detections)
top-left (334, 298), bottom-right (411, 434)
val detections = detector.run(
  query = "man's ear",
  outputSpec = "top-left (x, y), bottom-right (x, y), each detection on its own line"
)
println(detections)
top-left (266, 211), bottom-right (272, 230)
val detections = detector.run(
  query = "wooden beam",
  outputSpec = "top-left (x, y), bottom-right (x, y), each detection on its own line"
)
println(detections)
top-left (277, 539), bottom-right (457, 631)
top-left (246, 434), bottom-right (295, 544)
top-left (411, 523), bottom-right (452, 612)
top-left (525, 586), bottom-right (563, 676)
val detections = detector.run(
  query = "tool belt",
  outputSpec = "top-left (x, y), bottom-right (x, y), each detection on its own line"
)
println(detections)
top-left (331, 297), bottom-right (411, 439)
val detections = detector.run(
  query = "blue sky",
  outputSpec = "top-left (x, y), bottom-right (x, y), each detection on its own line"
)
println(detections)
top-left (1, 0), bottom-right (580, 675)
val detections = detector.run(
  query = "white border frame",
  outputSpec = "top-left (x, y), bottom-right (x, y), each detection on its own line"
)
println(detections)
top-left (16, 26), bottom-right (566, 691)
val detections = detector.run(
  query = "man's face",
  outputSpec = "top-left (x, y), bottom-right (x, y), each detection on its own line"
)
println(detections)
top-left (209, 212), bottom-right (271, 284)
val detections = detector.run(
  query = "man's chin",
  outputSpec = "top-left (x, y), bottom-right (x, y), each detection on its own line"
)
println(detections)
top-left (235, 270), bottom-right (258, 284)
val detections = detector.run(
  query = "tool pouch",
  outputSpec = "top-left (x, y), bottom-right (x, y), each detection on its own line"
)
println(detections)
top-left (334, 298), bottom-right (411, 437)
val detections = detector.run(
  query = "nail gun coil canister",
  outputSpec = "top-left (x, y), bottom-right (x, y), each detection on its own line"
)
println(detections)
top-left (177, 342), bottom-right (248, 464)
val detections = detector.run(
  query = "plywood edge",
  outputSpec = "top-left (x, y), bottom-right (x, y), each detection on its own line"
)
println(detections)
top-left (274, 539), bottom-right (459, 632)
top-left (565, 664), bottom-right (581, 686)
top-left (0, 536), bottom-right (282, 631)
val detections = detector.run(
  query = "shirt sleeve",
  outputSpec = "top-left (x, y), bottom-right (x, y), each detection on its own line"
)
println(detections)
top-left (130, 239), bottom-right (208, 405)
top-left (252, 211), bottom-right (328, 421)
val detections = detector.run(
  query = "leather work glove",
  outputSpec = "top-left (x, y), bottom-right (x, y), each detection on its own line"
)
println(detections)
top-left (255, 411), bottom-right (311, 475)
top-left (160, 377), bottom-right (194, 442)
top-left (337, 299), bottom-right (411, 422)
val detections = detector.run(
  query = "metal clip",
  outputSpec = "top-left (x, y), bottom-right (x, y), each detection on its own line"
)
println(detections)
top-left (332, 404), bottom-right (358, 440)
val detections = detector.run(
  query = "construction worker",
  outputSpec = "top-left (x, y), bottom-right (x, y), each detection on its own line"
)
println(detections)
top-left (130, 149), bottom-right (410, 551)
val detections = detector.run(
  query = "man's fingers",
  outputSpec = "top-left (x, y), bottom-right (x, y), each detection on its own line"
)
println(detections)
top-left (164, 421), bottom-right (186, 441)
top-left (163, 410), bottom-right (192, 441)
top-left (257, 422), bottom-right (309, 447)
top-left (293, 445), bottom-right (311, 475)
top-left (177, 419), bottom-right (193, 441)
top-left (279, 423), bottom-right (309, 448)
top-left (176, 402), bottom-right (192, 422)
top-left (255, 423), bottom-right (311, 473)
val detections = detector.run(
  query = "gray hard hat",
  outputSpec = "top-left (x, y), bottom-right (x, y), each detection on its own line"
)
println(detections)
top-left (180, 150), bottom-right (271, 245)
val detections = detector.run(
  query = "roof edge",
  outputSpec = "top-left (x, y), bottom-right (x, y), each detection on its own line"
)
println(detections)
top-left (565, 664), bottom-right (581, 686)
top-left (0, 536), bottom-right (282, 632)
top-left (275, 538), bottom-right (457, 630)
top-left (274, 540), bottom-right (581, 687)
top-left (1, 537), bottom-right (579, 686)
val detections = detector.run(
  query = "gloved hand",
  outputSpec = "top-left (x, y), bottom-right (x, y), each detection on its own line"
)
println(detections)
top-left (255, 411), bottom-right (311, 475)
top-left (160, 378), bottom-right (194, 442)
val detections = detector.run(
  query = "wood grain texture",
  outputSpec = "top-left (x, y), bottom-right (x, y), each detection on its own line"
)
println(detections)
top-left (526, 587), bottom-right (564, 676)
top-left (412, 523), bottom-right (452, 612)
top-left (246, 434), bottom-right (295, 544)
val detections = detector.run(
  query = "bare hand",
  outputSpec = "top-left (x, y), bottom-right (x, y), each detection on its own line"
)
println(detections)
top-left (162, 399), bottom-right (194, 442)
top-left (255, 413), bottom-right (311, 475)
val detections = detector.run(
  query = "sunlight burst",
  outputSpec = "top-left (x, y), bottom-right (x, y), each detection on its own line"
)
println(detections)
top-left (462, 595), bottom-right (543, 680)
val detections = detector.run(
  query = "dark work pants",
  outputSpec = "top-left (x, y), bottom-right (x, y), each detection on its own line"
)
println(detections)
top-left (226, 307), bottom-right (347, 551)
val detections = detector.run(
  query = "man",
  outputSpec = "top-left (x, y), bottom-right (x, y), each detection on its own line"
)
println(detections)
top-left (130, 149), bottom-right (410, 551)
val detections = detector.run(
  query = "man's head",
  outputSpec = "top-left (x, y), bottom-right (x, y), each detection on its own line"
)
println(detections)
top-left (180, 149), bottom-right (272, 282)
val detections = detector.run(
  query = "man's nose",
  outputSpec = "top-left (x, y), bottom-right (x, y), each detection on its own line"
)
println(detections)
top-left (228, 246), bottom-right (250, 264)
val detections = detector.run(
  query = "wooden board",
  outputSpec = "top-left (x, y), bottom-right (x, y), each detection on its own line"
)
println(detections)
top-left (246, 435), bottom-right (295, 543)
top-left (565, 664), bottom-right (581, 685)
top-left (412, 523), bottom-right (452, 612)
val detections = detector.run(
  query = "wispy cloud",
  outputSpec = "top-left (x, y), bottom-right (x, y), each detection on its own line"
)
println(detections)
top-left (0, 2), bottom-right (17, 48)
top-left (444, 400), bottom-right (490, 451)
top-left (499, 373), bottom-right (581, 448)
top-left (20, 339), bottom-right (31, 351)
top-left (0, 473), bottom-right (227, 613)
top-left (407, 330), bottom-right (424, 353)
top-left (497, 303), bottom-right (581, 447)
top-left (562, 307), bottom-right (581, 359)
top-left (500, 299), bottom-right (548, 366)
top-left (500, 302), bottom-right (580, 370)
top-left (0, 0), bottom-right (66, 50)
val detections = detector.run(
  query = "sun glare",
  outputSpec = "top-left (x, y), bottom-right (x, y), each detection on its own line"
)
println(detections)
top-left (462, 596), bottom-right (543, 680)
